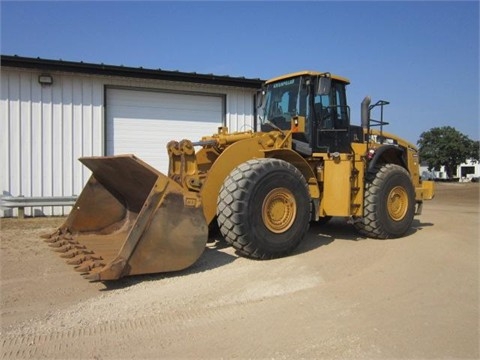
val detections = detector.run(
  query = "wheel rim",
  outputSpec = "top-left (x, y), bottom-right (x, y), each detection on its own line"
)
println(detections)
top-left (262, 188), bottom-right (297, 233)
top-left (387, 186), bottom-right (409, 221)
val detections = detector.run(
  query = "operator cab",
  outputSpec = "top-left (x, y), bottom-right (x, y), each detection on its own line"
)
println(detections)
top-left (256, 71), bottom-right (361, 154)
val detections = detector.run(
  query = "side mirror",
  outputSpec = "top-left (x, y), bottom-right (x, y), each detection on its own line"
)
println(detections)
top-left (256, 89), bottom-right (265, 108)
top-left (316, 75), bottom-right (331, 96)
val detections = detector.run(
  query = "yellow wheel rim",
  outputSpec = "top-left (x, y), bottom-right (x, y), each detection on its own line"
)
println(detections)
top-left (387, 186), bottom-right (409, 221)
top-left (262, 188), bottom-right (297, 233)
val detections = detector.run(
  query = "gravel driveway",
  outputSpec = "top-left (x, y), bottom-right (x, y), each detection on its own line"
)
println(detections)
top-left (1, 182), bottom-right (478, 359)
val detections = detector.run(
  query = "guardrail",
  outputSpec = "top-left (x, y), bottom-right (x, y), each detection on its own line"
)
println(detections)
top-left (0, 196), bottom-right (77, 218)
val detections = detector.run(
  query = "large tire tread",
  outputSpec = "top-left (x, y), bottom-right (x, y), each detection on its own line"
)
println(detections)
top-left (354, 163), bottom-right (415, 239)
top-left (217, 158), bottom-right (310, 259)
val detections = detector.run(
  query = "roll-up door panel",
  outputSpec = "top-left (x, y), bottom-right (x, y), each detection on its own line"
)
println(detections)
top-left (106, 88), bottom-right (223, 172)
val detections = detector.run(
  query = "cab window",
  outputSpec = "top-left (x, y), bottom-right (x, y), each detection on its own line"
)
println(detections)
top-left (333, 83), bottom-right (349, 129)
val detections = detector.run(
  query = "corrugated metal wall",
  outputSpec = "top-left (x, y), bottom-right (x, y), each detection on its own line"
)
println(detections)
top-left (226, 88), bottom-right (256, 132)
top-left (1, 69), bottom-right (104, 216)
top-left (1, 67), bottom-right (256, 217)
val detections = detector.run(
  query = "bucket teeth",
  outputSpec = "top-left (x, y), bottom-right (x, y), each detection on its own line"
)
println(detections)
top-left (44, 232), bottom-right (75, 244)
top-left (49, 239), bottom-right (80, 248)
top-left (74, 260), bottom-right (105, 273)
top-left (40, 229), bottom-right (60, 239)
top-left (42, 228), bottom-right (73, 240)
top-left (48, 240), bottom-right (69, 248)
top-left (67, 257), bottom-right (83, 265)
top-left (53, 244), bottom-right (86, 253)
top-left (66, 254), bottom-right (103, 265)
top-left (84, 272), bottom-right (101, 282)
top-left (44, 228), bottom-right (69, 238)
top-left (43, 227), bottom-right (105, 278)
top-left (53, 246), bottom-right (70, 253)
top-left (44, 235), bottom-right (60, 244)
top-left (62, 233), bottom-right (74, 240)
top-left (61, 249), bottom-right (93, 259)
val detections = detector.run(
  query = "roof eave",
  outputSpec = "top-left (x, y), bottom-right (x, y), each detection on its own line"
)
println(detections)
top-left (0, 55), bottom-right (264, 89)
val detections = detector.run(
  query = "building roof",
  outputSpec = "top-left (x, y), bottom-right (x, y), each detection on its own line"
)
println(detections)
top-left (1, 55), bottom-right (264, 89)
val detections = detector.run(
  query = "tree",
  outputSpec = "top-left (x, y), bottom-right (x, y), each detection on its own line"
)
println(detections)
top-left (417, 126), bottom-right (479, 179)
top-left (469, 140), bottom-right (480, 161)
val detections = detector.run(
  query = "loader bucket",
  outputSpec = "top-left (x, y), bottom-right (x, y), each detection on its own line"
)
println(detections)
top-left (42, 155), bottom-right (208, 281)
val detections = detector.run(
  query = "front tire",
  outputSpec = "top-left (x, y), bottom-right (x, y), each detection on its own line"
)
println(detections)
top-left (354, 164), bottom-right (415, 239)
top-left (216, 158), bottom-right (310, 259)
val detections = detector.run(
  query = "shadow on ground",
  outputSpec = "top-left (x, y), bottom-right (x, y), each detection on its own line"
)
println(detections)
top-left (101, 217), bottom-right (434, 291)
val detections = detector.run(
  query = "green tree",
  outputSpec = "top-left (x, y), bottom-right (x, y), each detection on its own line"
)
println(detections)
top-left (469, 140), bottom-right (480, 161)
top-left (417, 126), bottom-right (479, 179)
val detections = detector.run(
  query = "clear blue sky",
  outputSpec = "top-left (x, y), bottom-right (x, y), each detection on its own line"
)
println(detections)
top-left (1, 1), bottom-right (478, 144)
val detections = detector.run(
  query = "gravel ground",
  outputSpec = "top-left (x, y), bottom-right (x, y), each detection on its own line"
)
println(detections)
top-left (1, 182), bottom-right (478, 359)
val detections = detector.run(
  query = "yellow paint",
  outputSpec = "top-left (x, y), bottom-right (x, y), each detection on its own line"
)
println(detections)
top-left (322, 153), bottom-right (353, 216)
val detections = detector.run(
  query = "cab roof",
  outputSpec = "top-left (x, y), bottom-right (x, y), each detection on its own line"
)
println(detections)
top-left (265, 70), bottom-right (350, 85)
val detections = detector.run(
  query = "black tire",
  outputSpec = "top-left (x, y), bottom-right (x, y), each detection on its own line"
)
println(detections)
top-left (354, 164), bottom-right (415, 239)
top-left (216, 158), bottom-right (310, 259)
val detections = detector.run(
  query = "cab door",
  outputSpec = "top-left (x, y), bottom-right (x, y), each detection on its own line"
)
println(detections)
top-left (313, 81), bottom-right (351, 153)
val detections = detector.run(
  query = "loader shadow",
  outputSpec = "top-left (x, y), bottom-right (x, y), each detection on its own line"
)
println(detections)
top-left (383, 218), bottom-right (434, 238)
top-left (293, 217), bottom-right (360, 256)
top-left (293, 216), bottom-right (434, 255)
top-left (101, 239), bottom-right (239, 291)
top-left (411, 219), bottom-right (434, 231)
top-left (101, 218), bottom-right (435, 290)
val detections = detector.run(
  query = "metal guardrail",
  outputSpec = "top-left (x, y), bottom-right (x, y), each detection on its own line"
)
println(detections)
top-left (0, 196), bottom-right (77, 218)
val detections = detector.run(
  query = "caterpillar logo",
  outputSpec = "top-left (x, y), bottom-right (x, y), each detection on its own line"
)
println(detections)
top-left (273, 79), bottom-right (295, 88)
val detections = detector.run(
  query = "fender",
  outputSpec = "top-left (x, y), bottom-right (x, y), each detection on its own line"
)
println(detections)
top-left (367, 144), bottom-right (407, 173)
top-left (200, 137), bottom-right (265, 225)
top-left (200, 140), bottom-right (321, 226)
top-left (264, 148), bottom-right (320, 200)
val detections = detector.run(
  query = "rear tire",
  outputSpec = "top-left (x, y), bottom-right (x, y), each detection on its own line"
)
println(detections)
top-left (354, 164), bottom-right (415, 239)
top-left (217, 158), bottom-right (310, 259)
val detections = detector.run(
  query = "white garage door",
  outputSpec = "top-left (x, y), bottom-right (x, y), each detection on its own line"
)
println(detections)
top-left (106, 88), bottom-right (224, 173)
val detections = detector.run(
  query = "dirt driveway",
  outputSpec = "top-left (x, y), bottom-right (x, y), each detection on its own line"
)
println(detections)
top-left (1, 182), bottom-right (478, 359)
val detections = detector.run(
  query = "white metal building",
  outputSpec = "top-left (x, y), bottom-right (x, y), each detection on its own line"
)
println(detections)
top-left (1, 55), bottom-right (263, 217)
top-left (420, 159), bottom-right (480, 181)
top-left (457, 159), bottom-right (480, 181)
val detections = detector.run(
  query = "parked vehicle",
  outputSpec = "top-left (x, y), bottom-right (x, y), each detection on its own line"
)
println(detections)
top-left (43, 71), bottom-right (435, 280)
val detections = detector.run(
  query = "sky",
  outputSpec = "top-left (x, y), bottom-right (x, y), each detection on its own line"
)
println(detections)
top-left (1, 1), bottom-right (479, 144)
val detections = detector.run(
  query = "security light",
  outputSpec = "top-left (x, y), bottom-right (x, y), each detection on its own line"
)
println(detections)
top-left (38, 74), bottom-right (53, 85)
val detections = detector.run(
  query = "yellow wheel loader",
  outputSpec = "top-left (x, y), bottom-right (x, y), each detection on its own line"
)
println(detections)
top-left (43, 71), bottom-right (435, 281)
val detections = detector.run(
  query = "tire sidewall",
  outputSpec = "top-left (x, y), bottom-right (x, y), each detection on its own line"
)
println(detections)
top-left (375, 165), bottom-right (416, 237)
top-left (247, 165), bottom-right (310, 253)
top-left (217, 158), bottom-right (310, 258)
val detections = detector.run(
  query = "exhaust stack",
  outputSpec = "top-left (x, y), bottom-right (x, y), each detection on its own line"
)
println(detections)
top-left (361, 96), bottom-right (371, 129)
